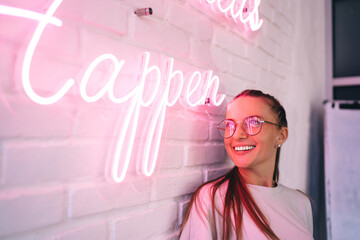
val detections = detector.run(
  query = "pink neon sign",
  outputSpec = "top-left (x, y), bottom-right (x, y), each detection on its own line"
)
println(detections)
top-left (0, 0), bottom-right (225, 183)
top-left (200, 0), bottom-right (263, 31)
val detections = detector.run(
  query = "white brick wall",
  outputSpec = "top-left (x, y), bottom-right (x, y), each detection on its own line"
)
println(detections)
top-left (0, 0), bottom-right (325, 239)
top-left (111, 202), bottom-right (178, 240)
top-left (0, 187), bottom-right (64, 236)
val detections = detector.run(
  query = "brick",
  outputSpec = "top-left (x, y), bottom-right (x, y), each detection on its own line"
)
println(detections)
top-left (270, 59), bottom-right (289, 78)
top-left (119, 0), bottom-right (165, 20)
top-left (264, 22), bottom-right (283, 45)
top-left (111, 203), bottom-right (177, 240)
top-left (0, 95), bottom-right (74, 138)
top-left (277, 38), bottom-right (293, 64)
top-left (34, 21), bottom-right (80, 58)
top-left (53, 222), bottom-right (107, 240)
top-left (273, 11), bottom-right (285, 29)
top-left (257, 70), bottom-right (279, 89)
top-left (13, 54), bottom-right (81, 95)
top-left (72, 106), bottom-right (123, 138)
top-left (56, 0), bottom-right (139, 32)
top-left (257, 32), bottom-right (278, 57)
top-left (157, 143), bottom-right (184, 169)
top-left (287, 24), bottom-right (294, 38)
top-left (164, 113), bottom-right (209, 141)
top-left (156, 232), bottom-right (181, 240)
top-left (55, 0), bottom-right (83, 20)
top-left (57, 0), bottom-right (128, 34)
top-left (82, 0), bottom-right (127, 34)
top-left (166, 1), bottom-right (213, 41)
top-left (213, 27), bottom-right (247, 58)
top-left (281, 0), bottom-right (295, 24)
top-left (80, 31), bottom-right (149, 73)
top-left (277, 78), bottom-right (290, 93)
top-left (273, 13), bottom-right (292, 36)
top-left (188, 0), bottom-right (220, 23)
top-left (221, 73), bottom-right (247, 97)
top-left (0, 41), bottom-right (16, 93)
top-left (259, 0), bottom-right (274, 23)
top-left (177, 93), bottom-right (226, 116)
top-left (210, 45), bottom-right (231, 72)
top-left (0, 0), bottom-right (49, 9)
top-left (178, 199), bottom-right (190, 225)
top-left (209, 121), bottom-right (225, 142)
top-left (231, 56), bottom-right (258, 82)
top-left (68, 179), bottom-right (150, 218)
top-left (2, 140), bottom-right (104, 186)
top-left (8, 220), bottom-right (108, 240)
top-left (152, 171), bottom-right (203, 200)
top-left (202, 96), bottom-right (227, 115)
top-left (204, 167), bottom-right (232, 182)
top-left (190, 40), bottom-right (212, 67)
top-left (0, 9), bottom-right (39, 44)
top-left (0, 187), bottom-right (64, 237)
top-left (185, 144), bottom-right (226, 166)
top-left (247, 47), bottom-right (270, 71)
top-left (268, 0), bottom-right (281, 9)
top-left (131, 17), bottom-right (190, 58)
top-left (242, 82), bottom-right (261, 92)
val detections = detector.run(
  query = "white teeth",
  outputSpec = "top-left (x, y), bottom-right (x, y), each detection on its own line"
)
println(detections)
top-left (234, 146), bottom-right (255, 151)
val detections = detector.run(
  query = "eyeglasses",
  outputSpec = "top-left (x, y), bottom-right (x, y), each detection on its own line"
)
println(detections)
top-left (217, 116), bottom-right (280, 138)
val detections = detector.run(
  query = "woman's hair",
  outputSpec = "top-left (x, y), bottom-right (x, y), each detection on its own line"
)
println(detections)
top-left (181, 89), bottom-right (288, 240)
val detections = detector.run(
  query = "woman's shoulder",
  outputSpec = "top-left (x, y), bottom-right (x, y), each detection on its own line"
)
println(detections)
top-left (190, 177), bottom-right (229, 210)
top-left (196, 177), bottom-right (228, 198)
top-left (276, 184), bottom-right (312, 216)
top-left (278, 184), bottom-right (311, 202)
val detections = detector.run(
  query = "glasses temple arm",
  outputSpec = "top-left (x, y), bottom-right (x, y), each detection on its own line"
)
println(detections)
top-left (263, 120), bottom-right (281, 127)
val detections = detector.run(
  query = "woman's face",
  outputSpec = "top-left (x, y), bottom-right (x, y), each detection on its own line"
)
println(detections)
top-left (224, 96), bottom-right (287, 172)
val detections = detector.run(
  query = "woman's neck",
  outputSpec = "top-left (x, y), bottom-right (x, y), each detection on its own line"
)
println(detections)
top-left (238, 167), bottom-right (275, 187)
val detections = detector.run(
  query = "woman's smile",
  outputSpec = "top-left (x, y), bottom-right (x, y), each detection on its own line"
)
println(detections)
top-left (233, 145), bottom-right (256, 152)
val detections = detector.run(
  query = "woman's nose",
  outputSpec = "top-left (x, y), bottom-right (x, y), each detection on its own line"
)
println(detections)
top-left (232, 124), bottom-right (247, 139)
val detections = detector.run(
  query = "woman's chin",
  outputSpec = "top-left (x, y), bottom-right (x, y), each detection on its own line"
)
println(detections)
top-left (230, 156), bottom-right (253, 169)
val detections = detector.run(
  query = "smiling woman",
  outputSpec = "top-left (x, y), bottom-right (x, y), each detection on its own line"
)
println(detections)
top-left (180, 89), bottom-right (314, 240)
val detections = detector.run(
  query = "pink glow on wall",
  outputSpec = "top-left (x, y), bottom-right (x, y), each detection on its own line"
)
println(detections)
top-left (0, 0), bottom-right (225, 183)
top-left (200, 0), bottom-right (263, 31)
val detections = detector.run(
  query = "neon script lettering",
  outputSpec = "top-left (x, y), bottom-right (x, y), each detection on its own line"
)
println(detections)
top-left (0, 0), bottom-right (225, 183)
top-left (201, 0), bottom-right (263, 31)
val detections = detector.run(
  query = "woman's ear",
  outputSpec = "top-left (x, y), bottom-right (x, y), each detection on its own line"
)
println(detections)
top-left (277, 127), bottom-right (288, 145)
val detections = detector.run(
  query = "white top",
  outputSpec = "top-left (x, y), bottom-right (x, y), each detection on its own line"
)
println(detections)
top-left (180, 181), bottom-right (313, 240)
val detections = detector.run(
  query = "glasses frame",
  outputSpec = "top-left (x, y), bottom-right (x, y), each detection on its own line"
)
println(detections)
top-left (217, 116), bottom-right (281, 138)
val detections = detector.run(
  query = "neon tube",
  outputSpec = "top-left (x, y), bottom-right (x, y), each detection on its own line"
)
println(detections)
top-left (164, 58), bottom-right (183, 106)
top-left (203, 71), bottom-right (226, 106)
top-left (111, 96), bottom-right (141, 183)
top-left (201, 0), bottom-right (263, 31)
top-left (80, 53), bottom-right (125, 103)
top-left (139, 52), bottom-right (161, 107)
top-left (21, 0), bottom-right (76, 105)
top-left (0, 4), bottom-right (62, 26)
top-left (186, 71), bottom-right (204, 107)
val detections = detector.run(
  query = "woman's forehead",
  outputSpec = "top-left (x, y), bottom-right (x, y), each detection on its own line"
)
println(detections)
top-left (226, 97), bottom-right (276, 120)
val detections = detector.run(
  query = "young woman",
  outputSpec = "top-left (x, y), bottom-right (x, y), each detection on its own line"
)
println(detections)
top-left (180, 90), bottom-right (313, 240)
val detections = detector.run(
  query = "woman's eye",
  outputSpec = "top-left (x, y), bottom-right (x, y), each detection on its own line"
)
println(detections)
top-left (225, 122), bottom-right (234, 128)
top-left (250, 120), bottom-right (258, 125)
top-left (248, 118), bottom-right (261, 127)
